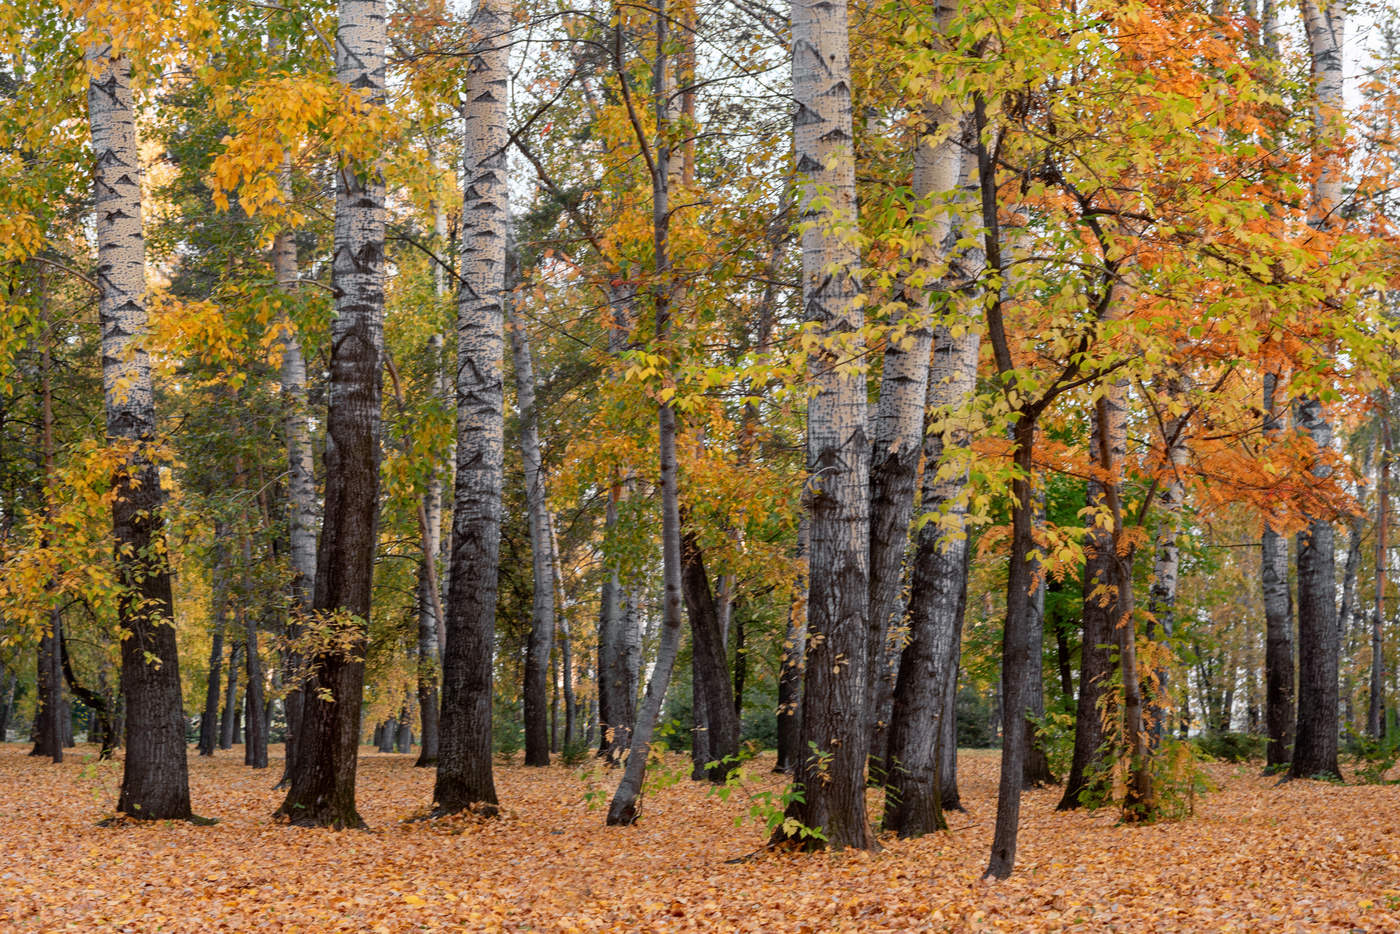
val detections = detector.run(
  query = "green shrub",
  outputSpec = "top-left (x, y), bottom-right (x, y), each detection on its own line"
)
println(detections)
top-left (1191, 730), bottom-right (1265, 763)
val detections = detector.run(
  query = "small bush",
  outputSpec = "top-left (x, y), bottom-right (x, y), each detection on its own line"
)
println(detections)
top-left (559, 737), bottom-right (591, 767)
top-left (1191, 730), bottom-right (1265, 763)
top-left (1344, 717), bottom-right (1400, 784)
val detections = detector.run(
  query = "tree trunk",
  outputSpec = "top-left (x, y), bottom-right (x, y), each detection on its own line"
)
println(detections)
top-left (413, 336), bottom-right (447, 769)
top-left (220, 642), bottom-right (242, 750)
top-left (243, 606), bottom-right (267, 769)
top-left (682, 528), bottom-right (739, 782)
top-left (1287, 0), bottom-right (1345, 783)
top-left (559, 607), bottom-right (576, 749)
top-left (509, 305), bottom-right (556, 767)
top-left (198, 534), bottom-right (228, 757)
top-left (775, 522), bottom-right (808, 773)
top-left (271, 184), bottom-right (317, 788)
top-left (864, 83), bottom-right (963, 775)
top-left (434, 0), bottom-right (508, 816)
top-left (1261, 370), bottom-right (1295, 769)
top-left (771, 0), bottom-right (873, 852)
top-left (986, 416), bottom-right (1038, 878)
top-left (1290, 399), bottom-right (1341, 779)
top-left (884, 309), bottom-right (980, 836)
top-left (1146, 377), bottom-right (1189, 748)
top-left (275, 0), bottom-right (386, 829)
top-left (1369, 403), bottom-right (1389, 739)
top-left (1023, 491), bottom-right (1055, 788)
top-left (88, 45), bottom-right (191, 821)
top-left (607, 3), bottom-right (687, 823)
top-left (31, 612), bottom-right (63, 762)
top-left (1058, 382), bottom-right (1126, 810)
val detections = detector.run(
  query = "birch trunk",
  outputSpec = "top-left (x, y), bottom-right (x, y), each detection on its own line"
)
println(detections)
top-left (275, 0), bottom-right (386, 828)
top-left (865, 82), bottom-right (963, 773)
top-left (1058, 380), bottom-right (1127, 810)
top-left (884, 315), bottom-right (980, 837)
top-left (1261, 370), bottom-right (1295, 769)
top-left (1146, 378), bottom-right (1189, 747)
top-left (434, 0), bottom-right (508, 815)
top-left (507, 302), bottom-right (557, 767)
top-left (772, 0), bottom-right (873, 850)
top-left (1290, 0), bottom-right (1344, 781)
top-left (87, 47), bottom-right (190, 819)
top-left (272, 194), bottom-right (318, 785)
top-left (1370, 407), bottom-right (1390, 738)
top-left (414, 335), bottom-right (446, 768)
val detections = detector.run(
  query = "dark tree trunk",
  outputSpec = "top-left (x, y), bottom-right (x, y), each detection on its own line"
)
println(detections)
top-left (775, 523), bottom-right (808, 773)
top-left (89, 48), bottom-right (192, 822)
top-left (433, 0), bottom-right (509, 816)
top-left (220, 643), bottom-right (242, 751)
top-left (682, 528), bottom-right (739, 782)
top-left (1054, 617), bottom-right (1074, 710)
top-left (273, 0), bottom-right (386, 831)
top-left (1369, 404), bottom-right (1390, 739)
top-left (986, 416), bottom-right (1037, 879)
top-left (396, 706), bottom-right (413, 753)
top-left (1261, 371), bottom-right (1295, 770)
top-left (31, 612), bottom-right (63, 762)
top-left (0, 666), bottom-right (13, 742)
top-left (1058, 388), bottom-right (1124, 811)
top-left (198, 535), bottom-right (228, 757)
top-left (378, 721), bottom-right (395, 752)
top-left (60, 627), bottom-right (116, 759)
top-left (732, 608), bottom-right (746, 723)
top-left (1290, 399), bottom-right (1341, 780)
top-left (243, 609), bottom-right (268, 769)
top-left (1022, 494), bottom-right (1055, 789)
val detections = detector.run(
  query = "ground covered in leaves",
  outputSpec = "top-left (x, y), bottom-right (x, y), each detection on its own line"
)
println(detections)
top-left (1, 743), bottom-right (1396, 931)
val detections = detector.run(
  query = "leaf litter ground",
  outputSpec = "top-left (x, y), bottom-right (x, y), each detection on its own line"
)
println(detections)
top-left (1, 744), bottom-right (1397, 931)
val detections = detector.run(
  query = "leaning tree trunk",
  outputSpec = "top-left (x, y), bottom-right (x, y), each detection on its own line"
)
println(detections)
top-left (607, 0), bottom-right (688, 823)
top-left (863, 86), bottom-right (963, 775)
top-left (274, 0), bottom-right (386, 829)
top-left (434, 0), bottom-right (509, 816)
top-left (88, 46), bottom-right (191, 820)
top-left (509, 305), bottom-right (557, 767)
top-left (1058, 381), bottom-right (1127, 810)
top-left (682, 527), bottom-right (739, 782)
top-left (884, 312), bottom-right (981, 837)
top-left (1261, 370), bottom-right (1295, 770)
top-left (772, 0), bottom-right (873, 851)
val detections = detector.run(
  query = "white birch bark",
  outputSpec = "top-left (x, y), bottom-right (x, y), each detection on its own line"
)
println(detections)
top-left (87, 44), bottom-right (192, 820)
top-left (435, 0), bottom-right (509, 813)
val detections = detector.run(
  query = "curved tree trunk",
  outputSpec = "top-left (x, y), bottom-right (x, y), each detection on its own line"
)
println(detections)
top-left (682, 527), bottom-right (739, 782)
top-left (275, 0), bottom-right (386, 829)
top-left (88, 46), bottom-right (191, 820)
top-left (434, 0), bottom-right (509, 816)
top-left (884, 309), bottom-right (981, 836)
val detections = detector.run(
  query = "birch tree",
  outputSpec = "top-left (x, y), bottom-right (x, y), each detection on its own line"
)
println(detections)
top-left (275, 0), bottom-right (387, 828)
top-left (434, 0), bottom-right (510, 815)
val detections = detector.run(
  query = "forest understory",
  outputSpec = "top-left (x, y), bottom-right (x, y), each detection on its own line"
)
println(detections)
top-left (2, 744), bottom-right (1396, 933)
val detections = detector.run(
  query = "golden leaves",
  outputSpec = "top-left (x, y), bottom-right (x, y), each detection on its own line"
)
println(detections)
top-left (2, 747), bottom-right (1398, 931)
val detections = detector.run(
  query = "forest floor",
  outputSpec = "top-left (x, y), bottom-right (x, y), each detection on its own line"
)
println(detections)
top-left (0, 743), bottom-right (1396, 932)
